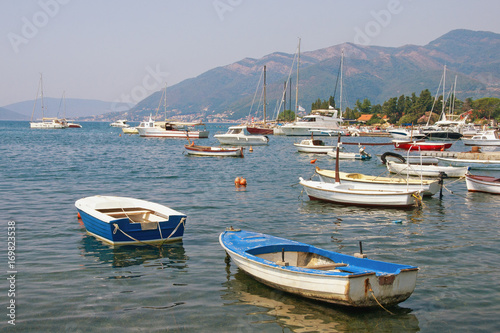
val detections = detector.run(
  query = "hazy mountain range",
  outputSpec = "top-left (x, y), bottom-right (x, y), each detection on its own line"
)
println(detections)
top-left (0, 98), bottom-right (129, 121)
top-left (2, 29), bottom-right (499, 121)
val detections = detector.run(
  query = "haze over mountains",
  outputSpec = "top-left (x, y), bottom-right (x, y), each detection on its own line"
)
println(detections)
top-left (2, 29), bottom-right (499, 122)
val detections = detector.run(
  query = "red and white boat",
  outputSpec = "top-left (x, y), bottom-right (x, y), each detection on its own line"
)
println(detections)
top-left (184, 143), bottom-right (244, 157)
top-left (393, 140), bottom-right (452, 151)
top-left (465, 173), bottom-right (500, 194)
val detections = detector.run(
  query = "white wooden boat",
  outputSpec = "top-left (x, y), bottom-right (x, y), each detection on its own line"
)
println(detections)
top-left (214, 125), bottom-right (269, 146)
top-left (386, 161), bottom-right (468, 178)
top-left (280, 109), bottom-right (345, 136)
top-left (75, 196), bottom-right (187, 246)
top-left (465, 173), bottom-right (500, 194)
top-left (220, 228), bottom-right (419, 307)
top-left (299, 178), bottom-right (421, 208)
top-left (315, 166), bottom-right (439, 196)
top-left (184, 143), bottom-right (244, 157)
top-left (462, 130), bottom-right (500, 146)
top-left (437, 157), bottom-right (500, 170)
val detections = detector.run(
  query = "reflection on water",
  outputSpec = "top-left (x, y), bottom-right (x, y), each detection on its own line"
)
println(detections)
top-left (79, 234), bottom-right (188, 268)
top-left (222, 265), bottom-right (420, 333)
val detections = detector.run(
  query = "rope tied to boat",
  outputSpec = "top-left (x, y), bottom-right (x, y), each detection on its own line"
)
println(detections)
top-left (412, 192), bottom-right (424, 209)
top-left (112, 216), bottom-right (186, 248)
top-left (366, 280), bottom-right (395, 315)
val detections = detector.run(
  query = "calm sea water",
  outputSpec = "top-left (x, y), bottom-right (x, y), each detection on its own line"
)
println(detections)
top-left (1, 121), bottom-right (499, 332)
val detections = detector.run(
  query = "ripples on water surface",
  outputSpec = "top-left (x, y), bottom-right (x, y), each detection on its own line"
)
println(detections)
top-left (0, 121), bottom-right (499, 332)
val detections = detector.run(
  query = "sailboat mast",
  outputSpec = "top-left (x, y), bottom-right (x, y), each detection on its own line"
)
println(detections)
top-left (295, 38), bottom-right (300, 115)
top-left (263, 65), bottom-right (266, 123)
top-left (40, 74), bottom-right (45, 119)
top-left (163, 83), bottom-right (167, 120)
top-left (442, 65), bottom-right (446, 115)
top-left (340, 49), bottom-right (344, 117)
top-left (452, 75), bottom-right (457, 114)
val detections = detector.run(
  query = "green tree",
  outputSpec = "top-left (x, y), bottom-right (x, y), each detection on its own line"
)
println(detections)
top-left (277, 109), bottom-right (296, 122)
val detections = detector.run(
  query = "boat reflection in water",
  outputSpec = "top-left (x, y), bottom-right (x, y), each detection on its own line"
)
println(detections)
top-left (222, 267), bottom-right (420, 333)
top-left (79, 234), bottom-right (188, 268)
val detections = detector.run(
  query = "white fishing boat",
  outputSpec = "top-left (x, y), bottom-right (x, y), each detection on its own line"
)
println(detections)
top-left (299, 177), bottom-right (421, 208)
top-left (299, 137), bottom-right (421, 207)
top-left (110, 119), bottom-right (130, 128)
top-left (315, 166), bottom-right (439, 196)
top-left (386, 161), bottom-right (468, 178)
top-left (184, 143), bottom-right (244, 157)
top-left (214, 125), bottom-right (269, 146)
top-left (462, 130), bottom-right (500, 146)
top-left (465, 173), bottom-right (500, 194)
top-left (293, 136), bottom-right (335, 154)
top-left (75, 195), bottom-right (187, 246)
top-left (220, 228), bottom-right (419, 307)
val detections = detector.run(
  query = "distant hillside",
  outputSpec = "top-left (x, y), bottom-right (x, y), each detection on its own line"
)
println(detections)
top-left (0, 107), bottom-right (28, 120)
top-left (124, 29), bottom-right (500, 121)
top-left (2, 98), bottom-right (129, 120)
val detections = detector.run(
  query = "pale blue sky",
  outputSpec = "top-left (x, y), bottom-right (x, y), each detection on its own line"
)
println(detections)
top-left (1, 0), bottom-right (499, 107)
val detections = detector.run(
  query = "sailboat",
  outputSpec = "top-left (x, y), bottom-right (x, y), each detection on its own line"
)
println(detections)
top-left (136, 84), bottom-right (209, 138)
top-left (30, 74), bottom-right (68, 129)
top-left (281, 46), bottom-right (344, 136)
top-left (246, 65), bottom-right (274, 135)
top-left (421, 66), bottom-right (464, 140)
top-left (59, 91), bottom-right (82, 128)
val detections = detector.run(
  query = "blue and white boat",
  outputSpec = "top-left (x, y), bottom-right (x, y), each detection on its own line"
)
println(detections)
top-left (220, 228), bottom-right (418, 307)
top-left (75, 196), bottom-right (186, 246)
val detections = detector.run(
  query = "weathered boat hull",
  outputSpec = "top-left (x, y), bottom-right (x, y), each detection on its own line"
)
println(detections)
top-left (220, 229), bottom-right (418, 307)
top-left (465, 174), bottom-right (500, 194)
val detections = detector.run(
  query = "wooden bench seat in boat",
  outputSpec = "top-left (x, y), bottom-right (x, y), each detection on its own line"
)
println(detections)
top-left (303, 263), bottom-right (348, 270)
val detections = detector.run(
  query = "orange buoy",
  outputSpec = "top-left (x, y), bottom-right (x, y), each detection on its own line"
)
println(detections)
top-left (77, 212), bottom-right (81, 219)
top-left (310, 159), bottom-right (317, 164)
top-left (249, 146), bottom-right (253, 152)
top-left (119, 134), bottom-right (122, 137)
top-left (234, 177), bottom-right (240, 185)
top-left (239, 178), bottom-right (247, 186)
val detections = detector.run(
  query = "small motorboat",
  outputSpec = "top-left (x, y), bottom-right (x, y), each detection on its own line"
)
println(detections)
top-left (75, 196), bottom-right (186, 246)
top-left (315, 166), bottom-right (439, 196)
top-left (110, 119), bottom-right (130, 128)
top-left (465, 173), bottom-right (500, 194)
top-left (326, 145), bottom-right (371, 160)
top-left (214, 125), bottom-right (269, 146)
top-left (220, 228), bottom-right (419, 307)
top-left (184, 143), bottom-right (244, 157)
top-left (386, 161), bottom-right (468, 178)
top-left (462, 130), bottom-right (500, 146)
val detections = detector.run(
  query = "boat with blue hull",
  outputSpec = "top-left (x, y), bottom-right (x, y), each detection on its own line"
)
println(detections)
top-left (220, 228), bottom-right (418, 307)
top-left (75, 196), bottom-right (186, 246)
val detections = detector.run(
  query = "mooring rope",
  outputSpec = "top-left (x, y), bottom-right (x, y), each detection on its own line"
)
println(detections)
top-left (112, 217), bottom-right (186, 248)
top-left (367, 281), bottom-right (395, 315)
